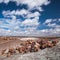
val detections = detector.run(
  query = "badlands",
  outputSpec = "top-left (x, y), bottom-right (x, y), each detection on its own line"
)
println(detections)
top-left (0, 36), bottom-right (60, 60)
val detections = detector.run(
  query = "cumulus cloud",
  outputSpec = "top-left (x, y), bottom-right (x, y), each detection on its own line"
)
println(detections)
top-left (41, 18), bottom-right (60, 36)
top-left (0, 8), bottom-right (40, 36)
top-left (2, 8), bottom-right (40, 27)
top-left (0, 18), bottom-right (60, 36)
top-left (0, 0), bottom-right (3, 3)
top-left (15, 0), bottom-right (50, 10)
top-left (0, 0), bottom-right (50, 11)
top-left (2, 9), bottom-right (29, 17)
top-left (44, 19), bottom-right (60, 28)
top-left (0, 16), bottom-right (21, 31)
top-left (26, 11), bottom-right (40, 19)
top-left (47, 23), bottom-right (56, 27)
top-left (44, 19), bottom-right (52, 24)
top-left (1, 0), bottom-right (60, 36)
top-left (21, 19), bottom-right (39, 26)
top-left (59, 19), bottom-right (60, 21)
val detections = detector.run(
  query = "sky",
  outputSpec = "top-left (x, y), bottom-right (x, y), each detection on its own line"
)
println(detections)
top-left (0, 0), bottom-right (60, 36)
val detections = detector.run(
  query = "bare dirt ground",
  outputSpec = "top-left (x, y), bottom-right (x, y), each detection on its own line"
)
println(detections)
top-left (0, 41), bottom-right (60, 60)
top-left (0, 36), bottom-right (60, 60)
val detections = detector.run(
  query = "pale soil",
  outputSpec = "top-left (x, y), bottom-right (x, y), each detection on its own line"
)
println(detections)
top-left (20, 37), bottom-right (38, 41)
top-left (0, 37), bottom-right (60, 60)
top-left (0, 37), bottom-right (38, 54)
top-left (0, 41), bottom-right (60, 60)
top-left (0, 39), bottom-right (23, 54)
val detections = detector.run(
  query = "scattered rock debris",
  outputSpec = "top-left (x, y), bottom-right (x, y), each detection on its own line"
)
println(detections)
top-left (0, 39), bottom-right (59, 57)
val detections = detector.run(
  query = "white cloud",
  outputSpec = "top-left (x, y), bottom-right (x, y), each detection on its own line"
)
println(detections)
top-left (0, 11), bottom-right (40, 36)
top-left (1, 0), bottom-right (60, 36)
top-left (15, 9), bottom-right (29, 16)
top-left (14, 0), bottom-right (50, 10)
top-left (40, 18), bottom-right (60, 36)
top-left (1, 12), bottom-right (60, 36)
top-left (0, 16), bottom-right (21, 31)
top-left (35, 28), bottom-right (60, 37)
top-left (0, 18), bottom-right (60, 36)
top-left (0, 28), bottom-right (11, 36)
top-left (44, 19), bottom-right (60, 25)
top-left (26, 11), bottom-right (40, 19)
top-left (4, 0), bottom-right (9, 3)
top-left (59, 19), bottom-right (60, 21)
top-left (0, 0), bottom-right (50, 11)
top-left (47, 23), bottom-right (60, 28)
top-left (21, 18), bottom-right (39, 26)
top-left (47, 23), bottom-right (56, 27)
top-left (44, 19), bottom-right (52, 24)
top-left (44, 19), bottom-right (60, 28)
top-left (2, 8), bottom-right (40, 32)
top-left (2, 9), bottom-right (28, 19)
top-left (0, 0), bottom-right (3, 3)
top-left (0, 0), bottom-right (9, 3)
top-left (0, 27), bottom-right (60, 36)
top-left (2, 9), bottom-right (40, 19)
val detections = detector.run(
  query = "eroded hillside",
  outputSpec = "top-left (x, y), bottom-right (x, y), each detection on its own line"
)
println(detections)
top-left (0, 36), bottom-right (60, 60)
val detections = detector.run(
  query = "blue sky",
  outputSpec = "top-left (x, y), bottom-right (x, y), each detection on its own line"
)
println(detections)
top-left (0, 0), bottom-right (60, 36)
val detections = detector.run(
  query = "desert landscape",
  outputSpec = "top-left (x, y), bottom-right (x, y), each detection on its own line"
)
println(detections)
top-left (0, 36), bottom-right (60, 60)
top-left (0, 0), bottom-right (60, 60)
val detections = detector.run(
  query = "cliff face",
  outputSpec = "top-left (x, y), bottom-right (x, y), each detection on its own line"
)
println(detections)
top-left (0, 41), bottom-right (60, 60)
